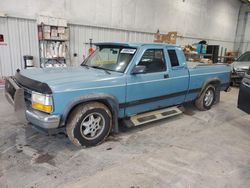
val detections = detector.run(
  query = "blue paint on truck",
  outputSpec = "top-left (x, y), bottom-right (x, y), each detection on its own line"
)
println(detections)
top-left (5, 42), bottom-right (231, 146)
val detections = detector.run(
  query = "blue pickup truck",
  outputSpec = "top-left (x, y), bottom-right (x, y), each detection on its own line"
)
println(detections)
top-left (5, 42), bottom-right (231, 147)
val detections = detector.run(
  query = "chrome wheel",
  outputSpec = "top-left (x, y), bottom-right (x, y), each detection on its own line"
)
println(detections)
top-left (80, 112), bottom-right (105, 140)
top-left (204, 89), bottom-right (214, 107)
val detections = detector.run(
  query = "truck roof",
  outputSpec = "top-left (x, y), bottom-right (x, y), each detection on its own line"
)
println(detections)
top-left (94, 42), bottom-right (178, 48)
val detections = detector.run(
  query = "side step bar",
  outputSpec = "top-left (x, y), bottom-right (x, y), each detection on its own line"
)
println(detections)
top-left (123, 106), bottom-right (182, 127)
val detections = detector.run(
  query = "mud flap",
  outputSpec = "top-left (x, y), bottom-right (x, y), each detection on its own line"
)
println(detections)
top-left (214, 87), bottom-right (220, 105)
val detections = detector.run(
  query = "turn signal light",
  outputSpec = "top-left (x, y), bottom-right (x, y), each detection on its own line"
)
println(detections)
top-left (32, 102), bottom-right (53, 113)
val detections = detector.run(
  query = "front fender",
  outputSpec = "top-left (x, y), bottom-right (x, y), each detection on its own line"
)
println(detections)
top-left (60, 93), bottom-right (120, 133)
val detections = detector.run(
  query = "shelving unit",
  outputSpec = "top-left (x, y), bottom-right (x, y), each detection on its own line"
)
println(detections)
top-left (38, 23), bottom-right (69, 68)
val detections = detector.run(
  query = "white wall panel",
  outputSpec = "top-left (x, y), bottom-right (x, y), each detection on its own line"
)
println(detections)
top-left (0, 17), bottom-right (39, 77)
top-left (0, 0), bottom-right (241, 43)
top-left (68, 24), bottom-right (154, 66)
top-left (234, 4), bottom-right (250, 54)
top-left (242, 13), bottom-right (250, 52)
top-left (0, 18), bottom-right (12, 77)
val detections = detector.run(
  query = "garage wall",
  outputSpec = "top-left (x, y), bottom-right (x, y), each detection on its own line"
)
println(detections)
top-left (69, 24), bottom-right (153, 66)
top-left (0, 0), bottom-right (245, 77)
top-left (0, 17), bottom-right (39, 77)
top-left (240, 12), bottom-right (250, 52)
top-left (234, 4), bottom-right (250, 54)
top-left (0, 17), bottom-right (153, 77)
top-left (0, 0), bottom-right (241, 42)
top-left (244, 13), bottom-right (250, 52)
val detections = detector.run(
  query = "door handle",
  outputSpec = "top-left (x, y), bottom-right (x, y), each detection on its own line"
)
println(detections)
top-left (164, 74), bottom-right (169, 79)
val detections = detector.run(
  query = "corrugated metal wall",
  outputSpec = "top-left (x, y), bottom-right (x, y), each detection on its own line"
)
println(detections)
top-left (68, 24), bottom-right (154, 66)
top-left (0, 17), bottom-right (39, 77)
top-left (0, 17), bottom-right (238, 77)
top-left (242, 13), bottom-right (250, 52)
top-left (0, 17), bottom-right (154, 77)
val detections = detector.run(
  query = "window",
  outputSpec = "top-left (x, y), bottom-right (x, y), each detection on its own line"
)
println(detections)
top-left (138, 49), bottom-right (166, 73)
top-left (83, 46), bottom-right (136, 72)
top-left (237, 51), bottom-right (250, 62)
top-left (168, 50), bottom-right (179, 67)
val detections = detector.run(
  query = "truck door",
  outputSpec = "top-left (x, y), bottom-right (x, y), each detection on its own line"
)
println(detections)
top-left (124, 46), bottom-right (189, 116)
top-left (238, 68), bottom-right (250, 114)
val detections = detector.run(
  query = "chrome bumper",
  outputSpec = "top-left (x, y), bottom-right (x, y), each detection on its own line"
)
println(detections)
top-left (5, 77), bottom-right (60, 129)
top-left (26, 108), bottom-right (60, 129)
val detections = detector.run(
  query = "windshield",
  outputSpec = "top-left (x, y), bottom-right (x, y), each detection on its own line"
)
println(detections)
top-left (82, 46), bottom-right (137, 73)
top-left (237, 51), bottom-right (250, 62)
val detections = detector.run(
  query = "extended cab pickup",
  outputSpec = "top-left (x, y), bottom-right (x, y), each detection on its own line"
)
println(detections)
top-left (5, 43), bottom-right (231, 147)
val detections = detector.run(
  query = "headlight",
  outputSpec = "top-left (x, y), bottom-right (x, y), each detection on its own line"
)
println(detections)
top-left (31, 92), bottom-right (53, 113)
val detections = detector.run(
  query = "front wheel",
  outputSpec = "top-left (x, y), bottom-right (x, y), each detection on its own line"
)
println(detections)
top-left (66, 102), bottom-right (112, 147)
top-left (195, 85), bottom-right (216, 111)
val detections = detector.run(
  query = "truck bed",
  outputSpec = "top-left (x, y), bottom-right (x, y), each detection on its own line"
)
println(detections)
top-left (187, 61), bottom-right (227, 69)
top-left (184, 61), bottom-right (231, 102)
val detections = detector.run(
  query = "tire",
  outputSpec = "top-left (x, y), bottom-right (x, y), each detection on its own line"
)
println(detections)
top-left (66, 102), bottom-right (112, 147)
top-left (195, 85), bottom-right (216, 111)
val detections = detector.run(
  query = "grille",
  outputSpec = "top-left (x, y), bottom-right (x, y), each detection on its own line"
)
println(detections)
top-left (24, 88), bottom-right (32, 107)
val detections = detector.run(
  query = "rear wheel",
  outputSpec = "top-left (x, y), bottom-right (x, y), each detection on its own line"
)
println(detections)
top-left (66, 102), bottom-right (112, 147)
top-left (195, 85), bottom-right (216, 111)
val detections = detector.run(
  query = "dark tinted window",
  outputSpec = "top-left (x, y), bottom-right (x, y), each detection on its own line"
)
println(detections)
top-left (138, 49), bottom-right (166, 73)
top-left (168, 50), bottom-right (179, 67)
top-left (238, 51), bottom-right (250, 62)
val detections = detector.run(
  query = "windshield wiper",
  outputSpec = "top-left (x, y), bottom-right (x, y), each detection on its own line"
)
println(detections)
top-left (90, 66), bottom-right (111, 74)
top-left (81, 64), bottom-right (89, 69)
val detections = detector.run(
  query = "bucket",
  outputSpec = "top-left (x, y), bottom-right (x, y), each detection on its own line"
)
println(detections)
top-left (23, 55), bottom-right (34, 68)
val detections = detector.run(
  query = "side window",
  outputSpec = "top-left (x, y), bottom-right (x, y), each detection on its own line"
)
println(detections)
top-left (238, 52), bottom-right (250, 62)
top-left (138, 49), bottom-right (166, 73)
top-left (168, 49), bottom-right (179, 67)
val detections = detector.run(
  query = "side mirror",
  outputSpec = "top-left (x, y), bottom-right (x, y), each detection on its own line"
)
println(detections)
top-left (131, 65), bottom-right (146, 74)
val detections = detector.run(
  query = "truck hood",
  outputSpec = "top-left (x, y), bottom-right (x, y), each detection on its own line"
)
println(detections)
top-left (19, 67), bottom-right (124, 92)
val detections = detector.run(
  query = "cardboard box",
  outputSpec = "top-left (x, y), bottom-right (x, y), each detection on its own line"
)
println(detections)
top-left (51, 27), bottom-right (58, 37)
top-left (48, 17), bottom-right (58, 26)
top-left (58, 27), bottom-right (65, 34)
top-left (43, 32), bottom-right (50, 39)
top-left (58, 19), bottom-right (67, 27)
top-left (153, 31), bottom-right (177, 44)
top-left (37, 15), bottom-right (49, 25)
top-left (43, 25), bottom-right (51, 33)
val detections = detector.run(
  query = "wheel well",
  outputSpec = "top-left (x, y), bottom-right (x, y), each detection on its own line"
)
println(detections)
top-left (64, 99), bottom-right (116, 129)
top-left (200, 80), bottom-right (220, 94)
top-left (202, 80), bottom-right (221, 104)
top-left (209, 80), bottom-right (220, 88)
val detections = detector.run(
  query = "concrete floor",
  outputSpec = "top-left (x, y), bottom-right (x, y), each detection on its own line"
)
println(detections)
top-left (0, 88), bottom-right (250, 188)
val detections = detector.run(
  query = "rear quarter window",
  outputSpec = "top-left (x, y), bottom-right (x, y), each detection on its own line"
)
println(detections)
top-left (168, 50), bottom-right (180, 67)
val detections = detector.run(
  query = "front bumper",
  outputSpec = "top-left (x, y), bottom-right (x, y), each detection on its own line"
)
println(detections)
top-left (26, 108), bottom-right (60, 129)
top-left (5, 77), bottom-right (60, 129)
top-left (231, 71), bottom-right (246, 83)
